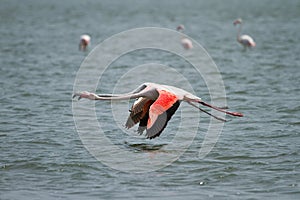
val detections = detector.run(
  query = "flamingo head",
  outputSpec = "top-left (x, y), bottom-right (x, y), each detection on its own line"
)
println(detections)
top-left (233, 18), bottom-right (242, 26)
top-left (176, 24), bottom-right (185, 32)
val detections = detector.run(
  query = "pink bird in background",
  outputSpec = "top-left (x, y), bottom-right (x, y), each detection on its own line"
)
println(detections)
top-left (176, 24), bottom-right (193, 50)
top-left (79, 34), bottom-right (91, 51)
top-left (233, 18), bottom-right (256, 48)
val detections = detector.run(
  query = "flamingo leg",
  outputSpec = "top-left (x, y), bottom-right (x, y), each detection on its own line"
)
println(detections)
top-left (187, 102), bottom-right (227, 122)
top-left (197, 100), bottom-right (243, 117)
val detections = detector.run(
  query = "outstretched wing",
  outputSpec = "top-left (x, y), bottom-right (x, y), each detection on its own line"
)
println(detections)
top-left (125, 97), bottom-right (154, 129)
top-left (146, 90), bottom-right (180, 139)
top-left (136, 109), bottom-right (150, 135)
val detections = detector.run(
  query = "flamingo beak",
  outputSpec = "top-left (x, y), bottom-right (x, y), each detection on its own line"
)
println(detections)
top-left (73, 93), bottom-right (82, 100)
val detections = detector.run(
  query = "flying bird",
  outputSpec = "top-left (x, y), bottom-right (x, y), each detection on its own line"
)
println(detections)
top-left (73, 82), bottom-right (243, 139)
top-left (233, 18), bottom-right (256, 48)
top-left (79, 34), bottom-right (91, 51)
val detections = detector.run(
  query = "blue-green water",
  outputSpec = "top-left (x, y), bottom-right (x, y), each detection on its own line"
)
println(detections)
top-left (1, 0), bottom-right (299, 199)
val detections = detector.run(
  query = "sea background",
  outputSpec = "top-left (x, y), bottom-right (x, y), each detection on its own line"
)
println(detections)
top-left (1, 0), bottom-right (299, 199)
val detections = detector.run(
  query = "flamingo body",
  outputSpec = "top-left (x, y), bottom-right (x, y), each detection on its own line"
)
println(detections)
top-left (239, 35), bottom-right (256, 47)
top-left (181, 38), bottom-right (193, 49)
top-left (73, 82), bottom-right (243, 139)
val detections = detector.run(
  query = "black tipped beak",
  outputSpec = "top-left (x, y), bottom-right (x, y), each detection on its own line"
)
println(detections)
top-left (72, 93), bottom-right (81, 100)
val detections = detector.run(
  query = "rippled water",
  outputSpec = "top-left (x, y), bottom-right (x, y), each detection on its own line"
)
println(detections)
top-left (1, 0), bottom-right (299, 199)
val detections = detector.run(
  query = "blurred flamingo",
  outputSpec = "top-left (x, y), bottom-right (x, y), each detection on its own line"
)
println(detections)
top-left (176, 24), bottom-right (193, 50)
top-left (79, 34), bottom-right (91, 51)
top-left (233, 18), bottom-right (256, 48)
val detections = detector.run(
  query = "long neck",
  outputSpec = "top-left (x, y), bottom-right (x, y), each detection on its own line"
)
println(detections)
top-left (94, 87), bottom-right (159, 101)
top-left (237, 23), bottom-right (242, 41)
top-left (94, 92), bottom-right (141, 101)
top-left (93, 84), bottom-right (148, 100)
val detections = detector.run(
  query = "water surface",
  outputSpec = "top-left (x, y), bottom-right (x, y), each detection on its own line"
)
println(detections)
top-left (1, 0), bottom-right (299, 199)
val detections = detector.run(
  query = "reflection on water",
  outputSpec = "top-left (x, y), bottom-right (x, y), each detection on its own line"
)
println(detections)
top-left (125, 142), bottom-right (167, 151)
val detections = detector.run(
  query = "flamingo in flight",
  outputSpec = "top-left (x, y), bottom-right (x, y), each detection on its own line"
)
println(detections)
top-left (73, 83), bottom-right (243, 139)
top-left (79, 34), bottom-right (91, 51)
top-left (233, 18), bottom-right (256, 48)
